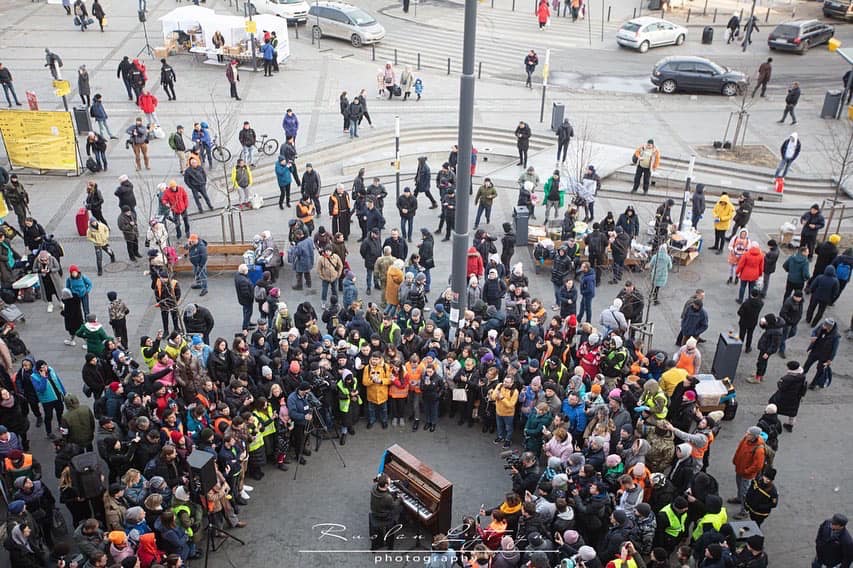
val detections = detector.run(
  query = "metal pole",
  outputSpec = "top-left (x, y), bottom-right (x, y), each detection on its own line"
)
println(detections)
top-left (372, 44), bottom-right (376, 61)
top-left (394, 48), bottom-right (398, 65)
top-left (512, 0), bottom-right (515, 10)
top-left (47, 50), bottom-right (69, 112)
top-left (418, 52), bottom-right (421, 70)
top-left (450, 0), bottom-right (478, 340)
top-left (765, 6), bottom-right (770, 22)
top-left (539, 48), bottom-right (550, 123)
top-left (741, 0), bottom-right (756, 52)
top-left (686, 7), bottom-right (690, 22)
top-left (703, 0), bottom-right (707, 15)
top-left (713, 7), bottom-right (717, 22)
top-left (395, 116), bottom-right (401, 201)
top-left (587, 0), bottom-right (592, 47)
top-left (315, 0), bottom-right (321, 50)
top-left (447, 57), bottom-right (451, 74)
top-left (478, 61), bottom-right (482, 78)
top-left (245, 2), bottom-right (258, 72)
top-left (607, 5), bottom-right (611, 21)
top-left (677, 156), bottom-right (695, 231)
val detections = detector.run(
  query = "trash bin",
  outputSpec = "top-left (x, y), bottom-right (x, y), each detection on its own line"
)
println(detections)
top-left (821, 89), bottom-right (843, 119)
top-left (550, 102), bottom-right (565, 132)
top-left (513, 205), bottom-right (529, 246)
top-left (72, 106), bottom-right (92, 135)
top-left (702, 26), bottom-right (714, 44)
top-left (648, 0), bottom-right (661, 9)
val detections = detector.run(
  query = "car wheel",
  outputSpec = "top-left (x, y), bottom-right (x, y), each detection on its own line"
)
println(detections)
top-left (675, 34), bottom-right (685, 46)
top-left (722, 82), bottom-right (738, 96)
top-left (312, 26), bottom-right (322, 39)
top-left (799, 39), bottom-right (810, 53)
top-left (769, 45), bottom-right (776, 50)
top-left (639, 40), bottom-right (650, 53)
top-left (351, 34), bottom-right (363, 48)
top-left (661, 79), bottom-right (676, 94)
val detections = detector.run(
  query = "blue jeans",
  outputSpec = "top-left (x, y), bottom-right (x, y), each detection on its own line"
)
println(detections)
top-left (779, 322), bottom-right (796, 354)
top-left (400, 217), bottom-right (413, 241)
top-left (241, 303), bottom-right (253, 330)
top-left (424, 269), bottom-right (431, 293)
top-left (95, 118), bottom-right (114, 138)
top-left (367, 401), bottom-right (387, 425)
top-left (80, 293), bottom-right (90, 316)
top-left (553, 283), bottom-right (562, 306)
top-left (322, 279), bottom-right (334, 301)
top-left (349, 120), bottom-right (359, 138)
top-left (199, 144), bottom-right (212, 168)
top-left (2, 83), bottom-right (20, 106)
top-left (737, 280), bottom-right (756, 303)
top-left (424, 398), bottom-right (439, 425)
top-left (735, 475), bottom-right (750, 513)
top-left (193, 264), bottom-right (208, 291)
top-left (474, 204), bottom-right (492, 227)
top-left (496, 415), bottom-right (513, 441)
top-left (579, 296), bottom-right (593, 323)
top-left (366, 269), bottom-right (379, 291)
top-left (761, 272), bottom-right (772, 296)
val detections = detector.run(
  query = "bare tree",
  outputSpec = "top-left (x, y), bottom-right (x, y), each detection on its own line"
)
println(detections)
top-left (563, 119), bottom-right (598, 183)
top-left (817, 120), bottom-right (853, 238)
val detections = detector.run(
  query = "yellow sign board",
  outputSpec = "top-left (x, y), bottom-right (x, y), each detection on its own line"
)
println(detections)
top-left (245, 19), bottom-right (257, 34)
top-left (52, 80), bottom-right (71, 97)
top-left (0, 110), bottom-right (78, 171)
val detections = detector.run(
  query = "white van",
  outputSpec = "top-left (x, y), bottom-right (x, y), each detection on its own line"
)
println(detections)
top-left (248, 0), bottom-right (310, 24)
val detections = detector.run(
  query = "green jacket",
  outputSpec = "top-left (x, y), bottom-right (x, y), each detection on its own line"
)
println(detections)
top-left (61, 395), bottom-right (95, 446)
top-left (524, 411), bottom-right (553, 451)
top-left (75, 322), bottom-right (112, 355)
top-left (475, 184), bottom-right (498, 207)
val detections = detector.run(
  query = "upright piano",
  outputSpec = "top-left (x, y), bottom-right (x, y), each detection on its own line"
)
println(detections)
top-left (381, 444), bottom-right (453, 535)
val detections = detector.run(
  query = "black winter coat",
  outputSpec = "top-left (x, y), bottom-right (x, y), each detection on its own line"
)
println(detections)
top-left (737, 296), bottom-right (764, 328)
top-left (418, 235), bottom-right (435, 269)
top-left (114, 180), bottom-right (137, 209)
top-left (301, 170), bottom-right (321, 197)
top-left (234, 272), bottom-right (254, 306)
top-left (360, 236), bottom-right (382, 269)
top-left (756, 318), bottom-right (783, 354)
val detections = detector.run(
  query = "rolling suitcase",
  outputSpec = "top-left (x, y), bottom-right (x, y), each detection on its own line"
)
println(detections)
top-left (75, 208), bottom-right (89, 236)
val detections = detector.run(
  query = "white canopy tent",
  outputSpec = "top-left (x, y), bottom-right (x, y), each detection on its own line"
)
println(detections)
top-left (249, 15), bottom-right (291, 63)
top-left (158, 5), bottom-right (217, 44)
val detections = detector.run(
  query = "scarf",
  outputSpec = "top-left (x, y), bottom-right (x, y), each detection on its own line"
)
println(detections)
top-left (499, 501), bottom-right (522, 516)
top-left (0, 394), bottom-right (15, 408)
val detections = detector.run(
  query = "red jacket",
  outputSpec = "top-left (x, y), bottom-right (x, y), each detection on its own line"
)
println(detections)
top-left (138, 93), bottom-right (158, 114)
top-left (736, 247), bottom-right (765, 282)
top-left (537, 1), bottom-right (550, 22)
top-left (162, 186), bottom-right (189, 214)
top-left (466, 246), bottom-right (484, 278)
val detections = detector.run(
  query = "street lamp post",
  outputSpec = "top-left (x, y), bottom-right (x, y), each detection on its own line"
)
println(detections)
top-left (450, 0), bottom-right (478, 340)
top-left (677, 156), bottom-right (695, 231)
top-left (539, 48), bottom-right (550, 123)
top-left (395, 116), bottom-right (401, 201)
top-left (245, 2), bottom-right (258, 72)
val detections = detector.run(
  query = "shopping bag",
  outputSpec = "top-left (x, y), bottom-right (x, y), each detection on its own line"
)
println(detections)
top-left (452, 388), bottom-right (468, 402)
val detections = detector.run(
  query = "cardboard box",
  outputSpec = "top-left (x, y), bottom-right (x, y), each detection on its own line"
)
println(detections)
top-left (154, 47), bottom-right (169, 59)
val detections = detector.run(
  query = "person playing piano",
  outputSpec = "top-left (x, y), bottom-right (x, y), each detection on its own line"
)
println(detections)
top-left (370, 473), bottom-right (402, 551)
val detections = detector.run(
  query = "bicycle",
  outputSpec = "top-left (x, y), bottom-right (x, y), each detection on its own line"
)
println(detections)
top-left (211, 135), bottom-right (231, 163)
top-left (255, 134), bottom-right (279, 156)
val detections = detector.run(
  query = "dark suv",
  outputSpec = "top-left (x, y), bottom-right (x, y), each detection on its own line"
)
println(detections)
top-left (824, 0), bottom-right (853, 20)
top-left (768, 20), bottom-right (835, 52)
top-left (651, 56), bottom-right (746, 96)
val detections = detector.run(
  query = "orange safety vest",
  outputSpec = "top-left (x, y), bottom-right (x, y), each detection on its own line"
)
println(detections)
top-left (297, 203), bottom-right (314, 224)
top-left (692, 429), bottom-right (714, 460)
top-left (676, 350), bottom-right (697, 376)
top-left (4, 453), bottom-right (33, 473)
top-left (213, 416), bottom-right (232, 435)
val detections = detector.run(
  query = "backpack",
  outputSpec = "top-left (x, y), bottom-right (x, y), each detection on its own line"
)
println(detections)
top-left (69, 452), bottom-right (107, 500)
top-left (168, 132), bottom-right (179, 151)
top-left (836, 261), bottom-right (851, 282)
top-left (254, 285), bottom-right (267, 302)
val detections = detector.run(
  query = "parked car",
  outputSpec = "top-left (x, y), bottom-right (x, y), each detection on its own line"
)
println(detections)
top-left (248, 0), bottom-right (310, 24)
top-left (824, 0), bottom-right (853, 21)
top-left (650, 56), bottom-right (746, 96)
top-left (308, 1), bottom-right (385, 47)
top-left (616, 17), bottom-right (688, 53)
top-left (767, 19), bottom-right (835, 53)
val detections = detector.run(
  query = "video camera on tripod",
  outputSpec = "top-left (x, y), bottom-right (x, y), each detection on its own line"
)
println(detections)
top-left (499, 449), bottom-right (523, 471)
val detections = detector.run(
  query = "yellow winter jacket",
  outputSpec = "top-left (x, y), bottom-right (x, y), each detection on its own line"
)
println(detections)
top-left (363, 362), bottom-right (392, 405)
top-left (86, 223), bottom-right (110, 246)
top-left (712, 196), bottom-right (735, 231)
top-left (491, 385), bottom-right (519, 417)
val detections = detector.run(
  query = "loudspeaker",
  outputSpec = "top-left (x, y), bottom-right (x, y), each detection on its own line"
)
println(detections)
top-left (138, 10), bottom-right (146, 22)
top-left (186, 451), bottom-right (217, 495)
top-left (711, 332), bottom-right (742, 383)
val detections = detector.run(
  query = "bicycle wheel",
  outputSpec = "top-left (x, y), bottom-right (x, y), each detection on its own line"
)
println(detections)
top-left (212, 145), bottom-right (231, 163)
top-left (261, 138), bottom-right (279, 156)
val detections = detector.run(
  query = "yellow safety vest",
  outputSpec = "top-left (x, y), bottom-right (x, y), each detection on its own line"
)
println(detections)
top-left (611, 559), bottom-right (638, 568)
top-left (172, 504), bottom-right (194, 537)
top-left (660, 504), bottom-right (687, 538)
top-left (253, 405), bottom-right (276, 439)
top-left (692, 508), bottom-right (728, 541)
top-left (247, 423), bottom-right (265, 453)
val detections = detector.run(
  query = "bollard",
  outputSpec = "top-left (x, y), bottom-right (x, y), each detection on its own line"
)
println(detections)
top-left (447, 57), bottom-right (451, 74)
top-left (713, 7), bottom-right (717, 22)
top-left (703, 0), bottom-right (707, 15)
top-left (372, 44), bottom-right (376, 61)
top-left (791, 6), bottom-right (796, 18)
top-left (686, 7), bottom-right (690, 22)
top-left (491, 0), bottom-right (494, 7)
top-left (295, 24), bottom-right (299, 39)
top-left (394, 48), bottom-right (398, 65)
top-left (633, 7), bottom-right (636, 18)
top-left (512, 0), bottom-right (515, 10)
top-left (607, 5), bottom-right (611, 21)
top-left (765, 6), bottom-right (770, 22)
top-left (417, 52), bottom-right (421, 70)
top-left (478, 61), bottom-right (482, 79)
top-left (739, 8), bottom-right (743, 20)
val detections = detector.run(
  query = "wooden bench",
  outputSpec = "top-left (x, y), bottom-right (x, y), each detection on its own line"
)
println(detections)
top-left (173, 242), bottom-right (253, 273)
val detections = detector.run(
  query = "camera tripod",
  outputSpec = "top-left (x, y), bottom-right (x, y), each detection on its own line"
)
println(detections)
top-left (136, 12), bottom-right (154, 58)
top-left (292, 401), bottom-right (346, 481)
top-left (203, 511), bottom-right (245, 568)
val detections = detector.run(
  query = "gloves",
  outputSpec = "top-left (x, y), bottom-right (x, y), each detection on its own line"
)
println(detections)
top-left (634, 405), bottom-right (650, 413)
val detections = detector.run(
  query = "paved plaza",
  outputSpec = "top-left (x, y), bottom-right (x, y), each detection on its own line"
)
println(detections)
top-left (0, 0), bottom-right (851, 565)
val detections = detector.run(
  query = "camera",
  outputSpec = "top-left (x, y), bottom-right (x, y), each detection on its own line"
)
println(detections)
top-left (500, 449), bottom-right (522, 471)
